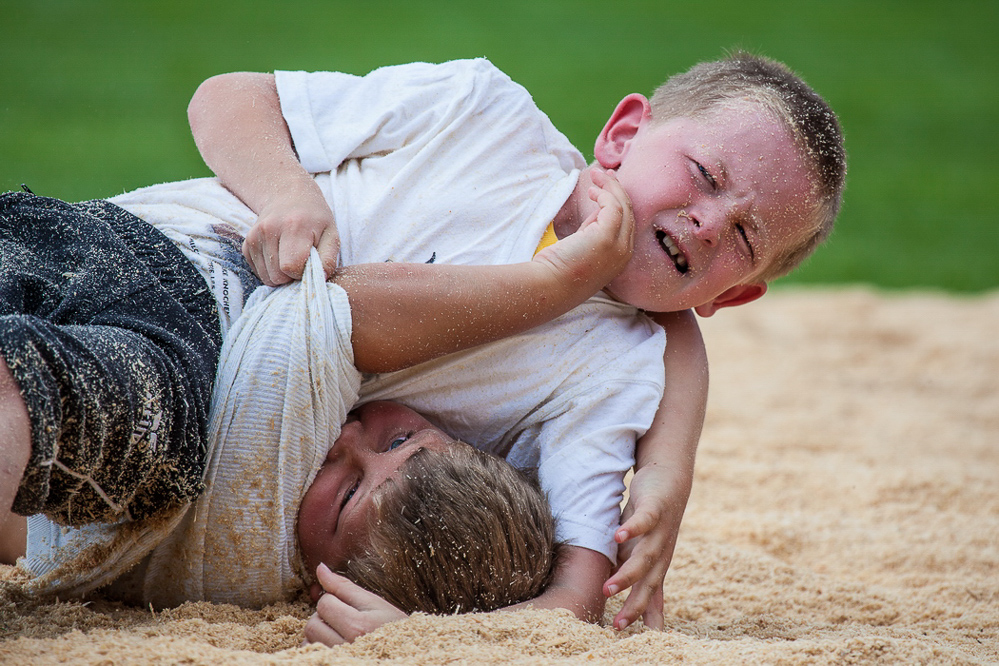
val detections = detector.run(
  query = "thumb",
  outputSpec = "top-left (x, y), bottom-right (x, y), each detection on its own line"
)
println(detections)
top-left (316, 231), bottom-right (341, 280)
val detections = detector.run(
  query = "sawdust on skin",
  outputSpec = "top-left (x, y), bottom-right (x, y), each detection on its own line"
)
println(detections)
top-left (2, 288), bottom-right (997, 665)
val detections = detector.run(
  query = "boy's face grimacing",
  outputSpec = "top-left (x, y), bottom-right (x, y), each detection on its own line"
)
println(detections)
top-left (297, 401), bottom-right (455, 577)
top-left (591, 96), bottom-right (819, 316)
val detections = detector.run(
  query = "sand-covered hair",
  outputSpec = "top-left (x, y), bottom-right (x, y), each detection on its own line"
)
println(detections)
top-left (340, 444), bottom-right (563, 615)
top-left (650, 50), bottom-right (847, 281)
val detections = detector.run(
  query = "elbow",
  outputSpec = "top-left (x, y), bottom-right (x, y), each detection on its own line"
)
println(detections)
top-left (188, 73), bottom-right (230, 134)
top-left (188, 72), bottom-right (276, 139)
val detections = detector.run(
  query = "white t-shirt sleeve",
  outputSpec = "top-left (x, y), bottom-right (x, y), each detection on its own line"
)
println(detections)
top-left (275, 59), bottom-right (580, 177)
top-left (276, 61), bottom-right (467, 173)
top-left (508, 379), bottom-right (662, 560)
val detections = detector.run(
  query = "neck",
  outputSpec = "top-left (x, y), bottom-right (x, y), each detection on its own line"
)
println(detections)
top-left (553, 165), bottom-right (599, 240)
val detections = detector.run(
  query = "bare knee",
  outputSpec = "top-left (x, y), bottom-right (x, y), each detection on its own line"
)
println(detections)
top-left (0, 513), bottom-right (26, 564)
top-left (0, 354), bottom-right (32, 518)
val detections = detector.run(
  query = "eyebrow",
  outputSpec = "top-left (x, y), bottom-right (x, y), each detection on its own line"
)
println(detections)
top-left (376, 443), bottom-right (433, 492)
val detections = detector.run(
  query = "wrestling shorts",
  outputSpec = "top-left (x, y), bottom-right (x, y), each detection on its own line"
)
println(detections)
top-left (0, 192), bottom-right (223, 525)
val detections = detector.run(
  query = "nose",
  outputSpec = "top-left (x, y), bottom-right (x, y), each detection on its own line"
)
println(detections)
top-left (682, 207), bottom-right (722, 247)
top-left (684, 197), bottom-right (745, 247)
top-left (326, 419), bottom-right (376, 467)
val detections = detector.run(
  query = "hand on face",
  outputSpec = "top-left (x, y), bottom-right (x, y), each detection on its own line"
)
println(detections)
top-left (590, 96), bottom-right (817, 315)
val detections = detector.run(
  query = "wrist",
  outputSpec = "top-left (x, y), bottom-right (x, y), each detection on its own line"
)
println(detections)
top-left (530, 253), bottom-right (605, 310)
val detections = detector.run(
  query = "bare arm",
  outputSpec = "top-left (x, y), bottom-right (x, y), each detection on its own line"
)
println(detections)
top-left (188, 72), bottom-right (338, 285)
top-left (503, 545), bottom-right (610, 621)
top-left (329, 168), bottom-right (635, 374)
top-left (334, 260), bottom-right (603, 374)
top-left (604, 309), bottom-right (708, 630)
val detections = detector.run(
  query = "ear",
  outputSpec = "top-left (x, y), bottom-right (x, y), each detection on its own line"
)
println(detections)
top-left (593, 94), bottom-right (652, 169)
top-left (694, 283), bottom-right (768, 318)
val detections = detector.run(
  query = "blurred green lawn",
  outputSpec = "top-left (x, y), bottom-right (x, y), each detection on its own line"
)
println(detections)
top-left (2, 0), bottom-right (996, 291)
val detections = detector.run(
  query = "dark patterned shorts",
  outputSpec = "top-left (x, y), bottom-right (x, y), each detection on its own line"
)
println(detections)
top-left (0, 192), bottom-right (222, 525)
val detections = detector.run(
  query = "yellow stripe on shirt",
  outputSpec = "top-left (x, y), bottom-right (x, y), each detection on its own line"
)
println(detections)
top-left (534, 222), bottom-right (558, 256)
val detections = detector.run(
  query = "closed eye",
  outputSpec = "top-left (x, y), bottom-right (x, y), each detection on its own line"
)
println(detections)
top-left (736, 223), bottom-right (755, 260)
top-left (696, 162), bottom-right (717, 189)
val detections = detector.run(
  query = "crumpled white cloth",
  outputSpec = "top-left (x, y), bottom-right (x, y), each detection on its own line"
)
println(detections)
top-left (23, 250), bottom-right (360, 607)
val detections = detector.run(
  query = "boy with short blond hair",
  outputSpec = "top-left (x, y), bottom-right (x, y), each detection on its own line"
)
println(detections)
top-left (185, 50), bottom-right (845, 638)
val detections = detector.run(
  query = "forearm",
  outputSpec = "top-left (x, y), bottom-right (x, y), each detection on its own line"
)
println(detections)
top-left (333, 261), bottom-right (595, 373)
top-left (188, 72), bottom-right (319, 215)
top-left (641, 309), bottom-right (709, 473)
top-left (503, 545), bottom-right (610, 622)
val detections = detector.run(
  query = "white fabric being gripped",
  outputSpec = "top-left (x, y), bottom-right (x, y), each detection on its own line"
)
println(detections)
top-left (23, 250), bottom-right (360, 608)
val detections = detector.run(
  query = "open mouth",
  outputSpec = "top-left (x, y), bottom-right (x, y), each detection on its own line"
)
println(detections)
top-left (656, 230), bottom-right (689, 274)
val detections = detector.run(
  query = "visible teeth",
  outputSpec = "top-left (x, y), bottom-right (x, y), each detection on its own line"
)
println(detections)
top-left (656, 231), bottom-right (688, 273)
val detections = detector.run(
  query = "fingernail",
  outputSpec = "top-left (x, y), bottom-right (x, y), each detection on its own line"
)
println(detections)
top-left (606, 584), bottom-right (619, 596)
top-left (318, 562), bottom-right (332, 576)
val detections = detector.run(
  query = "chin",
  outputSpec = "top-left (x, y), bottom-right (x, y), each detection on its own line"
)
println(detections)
top-left (604, 285), bottom-right (663, 312)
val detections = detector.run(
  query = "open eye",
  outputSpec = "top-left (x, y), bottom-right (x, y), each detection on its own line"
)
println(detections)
top-left (342, 481), bottom-right (359, 507)
top-left (696, 162), bottom-right (717, 189)
top-left (389, 433), bottom-right (412, 450)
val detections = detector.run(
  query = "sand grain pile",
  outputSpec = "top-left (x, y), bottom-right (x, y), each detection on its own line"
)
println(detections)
top-left (2, 288), bottom-right (996, 665)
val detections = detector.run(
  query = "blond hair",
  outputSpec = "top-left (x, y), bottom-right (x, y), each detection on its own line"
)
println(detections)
top-left (341, 445), bottom-right (562, 614)
top-left (650, 51), bottom-right (847, 282)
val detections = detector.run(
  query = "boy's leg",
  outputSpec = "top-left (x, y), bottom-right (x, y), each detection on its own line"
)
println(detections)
top-left (0, 514), bottom-right (26, 564)
top-left (0, 192), bottom-right (222, 526)
top-left (0, 354), bottom-right (31, 524)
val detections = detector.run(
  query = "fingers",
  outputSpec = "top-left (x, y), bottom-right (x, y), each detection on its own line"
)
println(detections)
top-left (303, 563), bottom-right (408, 646)
top-left (643, 585), bottom-right (665, 631)
top-left (242, 204), bottom-right (340, 286)
top-left (612, 568), bottom-right (667, 631)
top-left (606, 507), bottom-right (677, 595)
top-left (616, 502), bottom-right (659, 544)
top-left (588, 165), bottom-right (616, 188)
top-left (609, 545), bottom-right (671, 631)
top-left (301, 577), bottom-right (376, 646)
top-left (604, 491), bottom-right (677, 630)
top-left (243, 232), bottom-right (311, 287)
top-left (303, 610), bottom-right (348, 646)
top-left (605, 531), bottom-right (675, 630)
top-left (588, 167), bottom-right (627, 207)
top-left (605, 538), bottom-right (660, 596)
top-left (315, 562), bottom-right (385, 609)
top-left (316, 228), bottom-right (342, 282)
top-left (586, 169), bottom-right (634, 249)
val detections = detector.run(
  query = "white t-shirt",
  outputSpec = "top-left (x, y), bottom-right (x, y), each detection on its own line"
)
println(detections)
top-left (276, 59), bottom-right (666, 559)
top-left (110, 179), bottom-right (261, 334)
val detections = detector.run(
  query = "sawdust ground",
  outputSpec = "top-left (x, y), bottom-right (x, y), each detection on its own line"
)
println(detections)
top-left (2, 288), bottom-right (996, 665)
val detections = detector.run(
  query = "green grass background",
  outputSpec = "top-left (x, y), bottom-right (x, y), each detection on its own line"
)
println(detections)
top-left (2, 0), bottom-right (996, 291)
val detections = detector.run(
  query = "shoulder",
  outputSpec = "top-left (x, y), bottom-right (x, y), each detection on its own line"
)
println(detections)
top-left (275, 58), bottom-right (514, 96)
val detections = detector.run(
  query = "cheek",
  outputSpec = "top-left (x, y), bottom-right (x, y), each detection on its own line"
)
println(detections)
top-left (298, 470), bottom-right (335, 538)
